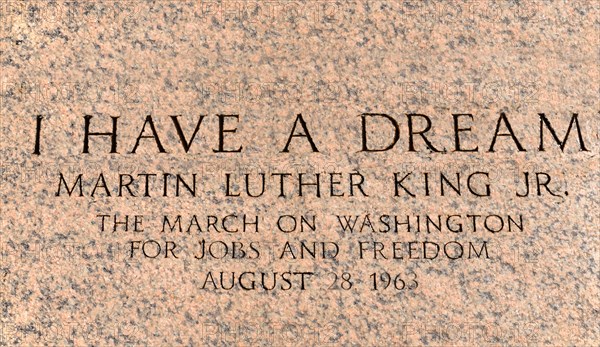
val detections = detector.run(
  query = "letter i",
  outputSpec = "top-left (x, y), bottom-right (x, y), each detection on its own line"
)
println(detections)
top-left (33, 115), bottom-right (43, 155)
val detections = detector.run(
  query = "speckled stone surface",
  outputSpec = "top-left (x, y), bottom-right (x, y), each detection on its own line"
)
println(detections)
top-left (0, 1), bottom-right (599, 346)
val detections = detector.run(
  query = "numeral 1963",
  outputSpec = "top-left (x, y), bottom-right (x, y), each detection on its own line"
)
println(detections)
top-left (370, 272), bottom-right (418, 291)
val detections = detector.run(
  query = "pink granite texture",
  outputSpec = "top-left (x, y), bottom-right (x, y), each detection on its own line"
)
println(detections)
top-left (0, 1), bottom-right (598, 346)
